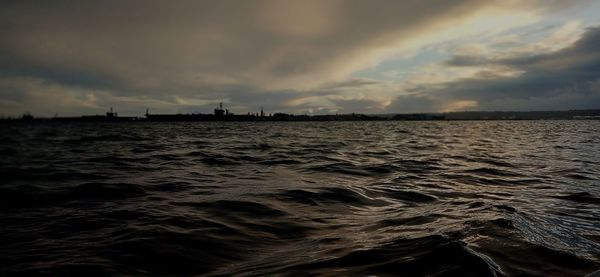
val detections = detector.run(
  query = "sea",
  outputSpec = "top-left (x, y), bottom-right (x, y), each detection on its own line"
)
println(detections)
top-left (0, 120), bottom-right (599, 276)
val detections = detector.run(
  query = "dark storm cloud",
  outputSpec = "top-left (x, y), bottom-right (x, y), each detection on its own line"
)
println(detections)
top-left (0, 1), bottom-right (487, 90)
top-left (388, 26), bottom-right (600, 112)
top-left (0, 0), bottom-right (587, 115)
top-left (319, 78), bottom-right (381, 90)
top-left (444, 55), bottom-right (492, 67)
top-left (0, 0), bottom-right (513, 116)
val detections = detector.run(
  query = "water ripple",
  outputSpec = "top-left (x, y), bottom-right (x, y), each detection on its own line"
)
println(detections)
top-left (1, 120), bottom-right (599, 276)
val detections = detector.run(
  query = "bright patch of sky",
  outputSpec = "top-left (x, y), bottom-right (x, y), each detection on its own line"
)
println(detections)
top-left (351, 2), bottom-right (600, 86)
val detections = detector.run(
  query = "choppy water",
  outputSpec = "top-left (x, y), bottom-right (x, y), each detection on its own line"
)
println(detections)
top-left (1, 121), bottom-right (599, 276)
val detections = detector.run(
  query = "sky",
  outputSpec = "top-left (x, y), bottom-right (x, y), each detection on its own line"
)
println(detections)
top-left (1, 0), bottom-right (599, 116)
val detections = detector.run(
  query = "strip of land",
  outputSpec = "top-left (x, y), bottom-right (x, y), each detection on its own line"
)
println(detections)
top-left (4, 109), bottom-right (600, 122)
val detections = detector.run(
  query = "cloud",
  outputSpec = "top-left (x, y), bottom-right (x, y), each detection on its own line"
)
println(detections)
top-left (319, 78), bottom-right (381, 90)
top-left (388, 25), bottom-right (600, 112)
top-left (385, 95), bottom-right (439, 113)
top-left (0, 1), bottom-right (593, 115)
top-left (0, 77), bottom-right (101, 116)
top-left (329, 98), bottom-right (385, 114)
top-left (445, 55), bottom-right (492, 67)
top-left (0, 1), bottom-right (496, 92)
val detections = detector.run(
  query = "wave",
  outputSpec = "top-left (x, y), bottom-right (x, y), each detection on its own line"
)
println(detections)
top-left (554, 192), bottom-right (600, 204)
top-left (275, 235), bottom-right (503, 276)
top-left (305, 162), bottom-right (400, 176)
top-left (2, 121), bottom-right (600, 276)
top-left (274, 187), bottom-right (377, 206)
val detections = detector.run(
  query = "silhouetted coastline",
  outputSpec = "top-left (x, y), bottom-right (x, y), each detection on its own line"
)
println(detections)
top-left (3, 104), bottom-right (600, 122)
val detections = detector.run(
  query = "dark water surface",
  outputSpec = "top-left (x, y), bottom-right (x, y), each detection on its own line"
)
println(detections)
top-left (1, 121), bottom-right (599, 276)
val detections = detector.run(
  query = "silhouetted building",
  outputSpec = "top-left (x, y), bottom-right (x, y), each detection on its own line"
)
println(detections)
top-left (106, 107), bottom-right (117, 118)
top-left (214, 102), bottom-right (225, 116)
top-left (21, 113), bottom-right (34, 121)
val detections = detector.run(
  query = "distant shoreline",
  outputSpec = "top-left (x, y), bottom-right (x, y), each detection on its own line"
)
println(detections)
top-left (2, 109), bottom-right (600, 122)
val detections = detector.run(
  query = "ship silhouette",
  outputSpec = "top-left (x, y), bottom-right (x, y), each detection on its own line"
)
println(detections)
top-left (143, 103), bottom-right (390, 121)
